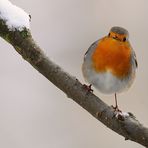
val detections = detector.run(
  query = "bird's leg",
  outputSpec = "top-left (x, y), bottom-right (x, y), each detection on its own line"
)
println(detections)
top-left (112, 93), bottom-right (122, 112)
top-left (115, 93), bottom-right (118, 109)
top-left (83, 84), bottom-right (93, 93)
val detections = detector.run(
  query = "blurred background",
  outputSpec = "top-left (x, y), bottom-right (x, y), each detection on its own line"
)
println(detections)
top-left (0, 0), bottom-right (148, 147)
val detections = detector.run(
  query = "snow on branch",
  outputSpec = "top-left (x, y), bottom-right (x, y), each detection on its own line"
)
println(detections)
top-left (0, 1), bottom-right (148, 147)
top-left (0, 0), bottom-right (30, 31)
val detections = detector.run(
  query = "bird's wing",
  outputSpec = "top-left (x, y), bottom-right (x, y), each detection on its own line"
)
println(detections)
top-left (84, 39), bottom-right (99, 59)
top-left (132, 49), bottom-right (138, 69)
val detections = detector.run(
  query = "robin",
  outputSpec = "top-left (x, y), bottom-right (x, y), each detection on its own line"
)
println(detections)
top-left (82, 26), bottom-right (137, 111)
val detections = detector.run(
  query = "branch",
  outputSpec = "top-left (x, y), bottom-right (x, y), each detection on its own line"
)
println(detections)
top-left (0, 3), bottom-right (148, 147)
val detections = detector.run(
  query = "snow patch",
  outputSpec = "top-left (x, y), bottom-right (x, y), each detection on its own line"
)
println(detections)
top-left (115, 111), bottom-right (129, 120)
top-left (0, 0), bottom-right (30, 31)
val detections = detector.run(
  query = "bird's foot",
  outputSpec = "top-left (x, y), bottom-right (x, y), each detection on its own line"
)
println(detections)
top-left (82, 84), bottom-right (93, 93)
top-left (111, 105), bottom-right (122, 113)
top-left (111, 105), bottom-right (129, 121)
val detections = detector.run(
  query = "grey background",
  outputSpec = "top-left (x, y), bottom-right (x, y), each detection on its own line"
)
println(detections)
top-left (0, 0), bottom-right (148, 147)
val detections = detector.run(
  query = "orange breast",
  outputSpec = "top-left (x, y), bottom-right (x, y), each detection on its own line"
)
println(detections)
top-left (92, 37), bottom-right (131, 78)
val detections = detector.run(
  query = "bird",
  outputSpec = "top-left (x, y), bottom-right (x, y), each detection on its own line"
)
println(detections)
top-left (82, 26), bottom-right (137, 111)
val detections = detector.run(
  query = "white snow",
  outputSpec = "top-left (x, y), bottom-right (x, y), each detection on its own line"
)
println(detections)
top-left (0, 0), bottom-right (30, 31)
top-left (115, 111), bottom-right (129, 119)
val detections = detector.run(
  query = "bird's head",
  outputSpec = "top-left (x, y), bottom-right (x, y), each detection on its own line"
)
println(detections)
top-left (108, 26), bottom-right (129, 42)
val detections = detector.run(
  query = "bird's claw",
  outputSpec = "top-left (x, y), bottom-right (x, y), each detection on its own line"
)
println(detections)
top-left (111, 105), bottom-right (122, 113)
top-left (83, 84), bottom-right (93, 93)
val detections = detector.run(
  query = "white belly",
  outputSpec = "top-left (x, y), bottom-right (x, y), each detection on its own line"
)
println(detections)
top-left (82, 63), bottom-right (135, 94)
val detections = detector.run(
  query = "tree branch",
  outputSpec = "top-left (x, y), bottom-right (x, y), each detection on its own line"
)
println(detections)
top-left (0, 10), bottom-right (148, 148)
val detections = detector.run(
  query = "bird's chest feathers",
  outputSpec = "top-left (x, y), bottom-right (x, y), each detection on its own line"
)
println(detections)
top-left (92, 38), bottom-right (131, 78)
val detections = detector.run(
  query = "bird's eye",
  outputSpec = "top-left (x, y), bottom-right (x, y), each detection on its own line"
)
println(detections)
top-left (123, 37), bottom-right (126, 42)
top-left (108, 33), bottom-right (110, 37)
